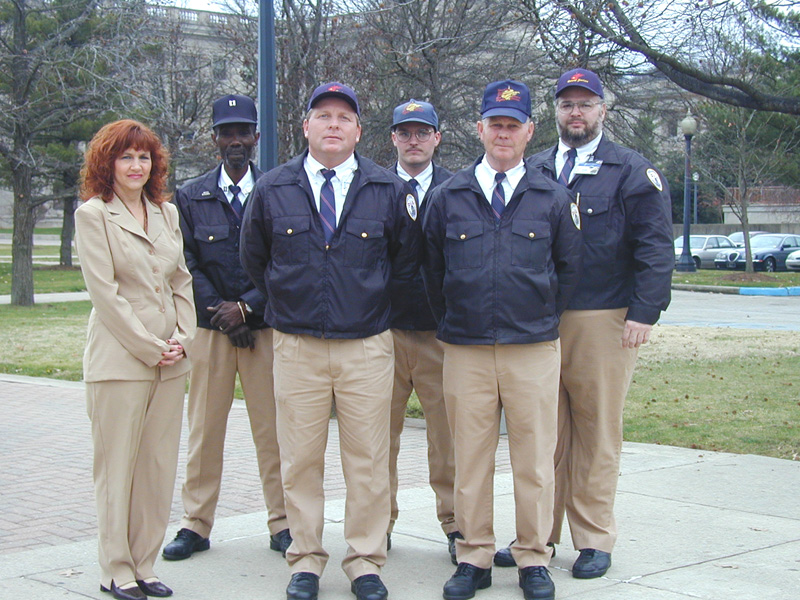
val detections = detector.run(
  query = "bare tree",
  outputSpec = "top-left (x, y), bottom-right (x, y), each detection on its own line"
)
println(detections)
top-left (519, 0), bottom-right (800, 115)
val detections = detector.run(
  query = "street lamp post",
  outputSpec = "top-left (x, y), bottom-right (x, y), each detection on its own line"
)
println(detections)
top-left (692, 171), bottom-right (699, 224)
top-left (676, 112), bottom-right (698, 272)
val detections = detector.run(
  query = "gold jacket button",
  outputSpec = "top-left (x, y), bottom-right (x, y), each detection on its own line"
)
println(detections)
top-left (361, 232), bottom-right (368, 238)
top-left (529, 232), bottom-right (535, 238)
top-left (587, 208), bottom-right (594, 214)
top-left (208, 235), bottom-right (215, 241)
top-left (460, 234), bottom-right (466, 240)
top-left (287, 228), bottom-right (293, 234)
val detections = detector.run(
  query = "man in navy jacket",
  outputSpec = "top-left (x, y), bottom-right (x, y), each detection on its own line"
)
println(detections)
top-left (240, 82), bottom-right (422, 600)
top-left (423, 80), bottom-right (581, 600)
top-left (165, 95), bottom-right (290, 562)
top-left (495, 69), bottom-right (673, 580)
top-left (386, 99), bottom-right (460, 562)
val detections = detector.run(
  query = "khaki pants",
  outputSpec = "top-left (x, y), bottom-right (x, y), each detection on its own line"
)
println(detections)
top-left (551, 308), bottom-right (639, 553)
top-left (443, 341), bottom-right (560, 569)
top-left (273, 330), bottom-right (393, 580)
top-left (87, 375), bottom-right (186, 589)
top-left (179, 328), bottom-right (286, 538)
top-left (389, 329), bottom-right (456, 535)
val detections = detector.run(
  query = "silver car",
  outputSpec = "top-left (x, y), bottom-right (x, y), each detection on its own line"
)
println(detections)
top-left (786, 249), bottom-right (800, 271)
top-left (674, 235), bottom-right (736, 269)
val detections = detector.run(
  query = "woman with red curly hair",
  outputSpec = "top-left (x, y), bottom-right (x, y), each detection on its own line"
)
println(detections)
top-left (75, 119), bottom-right (196, 600)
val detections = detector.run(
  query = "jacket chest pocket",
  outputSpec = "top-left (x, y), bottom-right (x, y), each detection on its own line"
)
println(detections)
top-left (343, 218), bottom-right (385, 269)
top-left (510, 220), bottom-right (550, 270)
top-left (578, 195), bottom-right (612, 242)
top-left (194, 224), bottom-right (230, 267)
top-left (445, 221), bottom-right (485, 270)
top-left (273, 216), bottom-right (311, 265)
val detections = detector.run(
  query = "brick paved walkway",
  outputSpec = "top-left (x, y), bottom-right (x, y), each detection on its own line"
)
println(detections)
top-left (0, 375), bottom-right (511, 555)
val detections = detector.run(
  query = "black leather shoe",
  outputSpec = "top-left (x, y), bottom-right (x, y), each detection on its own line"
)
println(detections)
top-left (286, 572), bottom-right (319, 600)
top-left (518, 566), bottom-right (555, 600)
top-left (572, 548), bottom-right (611, 579)
top-left (100, 581), bottom-right (147, 600)
top-left (447, 531), bottom-right (463, 566)
top-left (494, 541), bottom-right (555, 567)
top-left (162, 528), bottom-right (210, 560)
top-left (350, 574), bottom-right (388, 600)
top-left (443, 563), bottom-right (491, 600)
top-left (136, 580), bottom-right (173, 597)
top-left (270, 528), bottom-right (293, 556)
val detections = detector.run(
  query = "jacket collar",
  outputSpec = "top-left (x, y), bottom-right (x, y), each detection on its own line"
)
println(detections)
top-left (106, 195), bottom-right (163, 242)
top-left (445, 155), bottom-right (559, 196)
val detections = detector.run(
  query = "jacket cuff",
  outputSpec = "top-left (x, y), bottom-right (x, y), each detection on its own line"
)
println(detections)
top-left (625, 304), bottom-right (662, 326)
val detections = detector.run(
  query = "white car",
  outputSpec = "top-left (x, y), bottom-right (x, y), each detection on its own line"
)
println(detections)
top-left (674, 235), bottom-right (736, 269)
top-left (786, 249), bottom-right (800, 271)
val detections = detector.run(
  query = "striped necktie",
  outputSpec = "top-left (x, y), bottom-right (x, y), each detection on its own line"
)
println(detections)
top-left (229, 184), bottom-right (243, 216)
top-left (559, 148), bottom-right (577, 186)
top-left (491, 172), bottom-right (506, 221)
top-left (319, 169), bottom-right (337, 244)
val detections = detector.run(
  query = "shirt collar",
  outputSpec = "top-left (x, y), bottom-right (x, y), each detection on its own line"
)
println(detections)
top-left (397, 162), bottom-right (434, 198)
top-left (558, 131), bottom-right (603, 164)
top-left (475, 156), bottom-right (525, 190)
top-left (304, 152), bottom-right (358, 184)
top-left (218, 165), bottom-right (255, 199)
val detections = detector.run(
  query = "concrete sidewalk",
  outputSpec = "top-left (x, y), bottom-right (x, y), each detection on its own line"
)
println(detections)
top-left (1, 374), bottom-right (799, 600)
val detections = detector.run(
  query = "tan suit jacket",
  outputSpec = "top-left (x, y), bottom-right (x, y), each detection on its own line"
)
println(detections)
top-left (75, 195), bottom-right (196, 382)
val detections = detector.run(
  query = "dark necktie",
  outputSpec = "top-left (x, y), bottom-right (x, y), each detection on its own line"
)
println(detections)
top-left (229, 184), bottom-right (243, 216)
top-left (559, 148), bottom-right (577, 186)
top-left (492, 172), bottom-right (506, 221)
top-left (319, 169), bottom-right (337, 244)
top-left (408, 178), bottom-right (420, 200)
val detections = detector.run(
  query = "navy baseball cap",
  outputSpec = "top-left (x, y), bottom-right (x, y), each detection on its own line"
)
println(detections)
top-left (555, 69), bottom-right (605, 98)
top-left (480, 80), bottom-right (531, 123)
top-left (307, 82), bottom-right (360, 116)
top-left (212, 94), bottom-right (258, 127)
top-left (392, 99), bottom-right (439, 130)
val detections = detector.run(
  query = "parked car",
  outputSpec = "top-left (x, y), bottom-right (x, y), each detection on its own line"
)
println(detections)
top-left (674, 235), bottom-right (736, 269)
top-left (728, 230), bottom-right (770, 247)
top-left (714, 234), bottom-right (800, 271)
top-left (786, 250), bottom-right (800, 271)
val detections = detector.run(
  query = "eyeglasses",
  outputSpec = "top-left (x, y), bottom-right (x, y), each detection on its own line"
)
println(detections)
top-left (394, 128), bottom-right (434, 142)
top-left (556, 101), bottom-right (603, 114)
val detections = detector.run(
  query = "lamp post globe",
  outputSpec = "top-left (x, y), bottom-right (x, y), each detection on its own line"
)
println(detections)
top-left (676, 112), bottom-right (698, 272)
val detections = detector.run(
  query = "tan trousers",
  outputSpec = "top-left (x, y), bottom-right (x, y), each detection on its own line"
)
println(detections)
top-left (389, 329), bottom-right (456, 535)
top-left (443, 341), bottom-right (560, 569)
top-left (87, 375), bottom-right (186, 589)
top-left (273, 330), bottom-right (394, 580)
top-left (179, 327), bottom-right (286, 538)
top-left (551, 308), bottom-right (639, 553)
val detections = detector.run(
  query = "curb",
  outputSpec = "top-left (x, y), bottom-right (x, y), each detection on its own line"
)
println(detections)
top-left (672, 283), bottom-right (800, 296)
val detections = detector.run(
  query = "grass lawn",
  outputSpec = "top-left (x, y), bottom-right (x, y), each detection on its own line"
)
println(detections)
top-left (673, 270), bottom-right (800, 287)
top-left (0, 264), bottom-right (85, 295)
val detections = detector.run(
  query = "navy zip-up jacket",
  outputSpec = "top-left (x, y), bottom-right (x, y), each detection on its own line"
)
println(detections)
top-left (527, 136), bottom-right (673, 325)
top-left (176, 162), bottom-right (267, 330)
top-left (389, 162), bottom-right (454, 331)
top-left (422, 157), bottom-right (582, 345)
top-left (240, 151), bottom-right (422, 339)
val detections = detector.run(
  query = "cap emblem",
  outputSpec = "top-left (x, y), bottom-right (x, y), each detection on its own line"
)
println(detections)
top-left (403, 102), bottom-right (424, 114)
top-left (496, 86), bottom-right (521, 102)
top-left (228, 99), bottom-right (236, 107)
top-left (567, 73), bottom-right (590, 85)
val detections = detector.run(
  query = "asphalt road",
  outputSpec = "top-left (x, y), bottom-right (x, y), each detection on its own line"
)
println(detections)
top-left (662, 289), bottom-right (800, 330)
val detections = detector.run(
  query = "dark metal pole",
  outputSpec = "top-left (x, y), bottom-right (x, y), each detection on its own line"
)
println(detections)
top-left (693, 181), bottom-right (698, 224)
top-left (258, 0), bottom-right (278, 171)
top-left (676, 132), bottom-right (696, 272)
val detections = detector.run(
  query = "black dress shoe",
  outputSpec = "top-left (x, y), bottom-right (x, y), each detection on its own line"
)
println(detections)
top-left (572, 548), bottom-right (611, 579)
top-left (162, 528), bottom-right (210, 560)
top-left (443, 563), bottom-right (491, 600)
top-left (447, 531), bottom-right (463, 566)
top-left (286, 572), bottom-right (319, 600)
top-left (518, 566), bottom-right (555, 600)
top-left (136, 580), bottom-right (173, 597)
top-left (270, 528), bottom-right (293, 556)
top-left (100, 581), bottom-right (147, 600)
top-left (494, 541), bottom-right (555, 567)
top-left (350, 574), bottom-right (388, 600)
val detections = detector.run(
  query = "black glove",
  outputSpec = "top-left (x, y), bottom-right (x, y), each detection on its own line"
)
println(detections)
top-left (227, 323), bottom-right (255, 350)
top-left (208, 301), bottom-right (245, 334)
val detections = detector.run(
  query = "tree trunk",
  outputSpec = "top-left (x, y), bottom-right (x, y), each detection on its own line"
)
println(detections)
top-left (60, 197), bottom-right (76, 267)
top-left (11, 165), bottom-right (36, 306)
